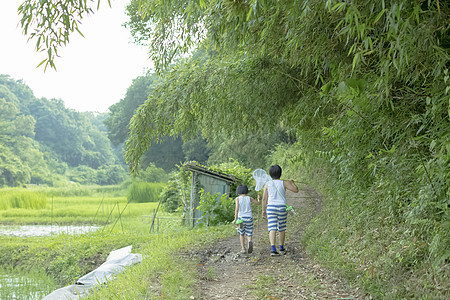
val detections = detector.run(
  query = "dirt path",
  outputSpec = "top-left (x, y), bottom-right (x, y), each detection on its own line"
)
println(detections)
top-left (194, 185), bottom-right (368, 300)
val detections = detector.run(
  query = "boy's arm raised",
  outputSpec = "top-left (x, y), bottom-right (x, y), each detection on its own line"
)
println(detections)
top-left (284, 180), bottom-right (299, 193)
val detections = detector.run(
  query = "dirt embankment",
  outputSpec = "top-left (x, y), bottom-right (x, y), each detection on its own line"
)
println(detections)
top-left (193, 185), bottom-right (368, 299)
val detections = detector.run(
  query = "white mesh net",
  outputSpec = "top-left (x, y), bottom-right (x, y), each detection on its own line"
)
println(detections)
top-left (252, 169), bottom-right (272, 191)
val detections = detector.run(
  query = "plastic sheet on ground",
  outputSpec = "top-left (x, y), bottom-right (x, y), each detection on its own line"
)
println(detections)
top-left (43, 245), bottom-right (143, 300)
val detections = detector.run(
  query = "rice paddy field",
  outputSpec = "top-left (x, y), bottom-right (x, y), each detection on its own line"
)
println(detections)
top-left (0, 185), bottom-right (233, 299)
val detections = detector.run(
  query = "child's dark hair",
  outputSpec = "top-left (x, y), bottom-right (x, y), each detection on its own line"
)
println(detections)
top-left (269, 164), bottom-right (282, 179)
top-left (236, 184), bottom-right (249, 195)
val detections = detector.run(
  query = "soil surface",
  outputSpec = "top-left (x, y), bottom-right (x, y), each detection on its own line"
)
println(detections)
top-left (193, 185), bottom-right (369, 300)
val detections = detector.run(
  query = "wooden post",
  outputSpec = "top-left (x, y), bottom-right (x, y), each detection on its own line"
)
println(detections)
top-left (190, 172), bottom-right (197, 228)
top-left (150, 198), bottom-right (162, 233)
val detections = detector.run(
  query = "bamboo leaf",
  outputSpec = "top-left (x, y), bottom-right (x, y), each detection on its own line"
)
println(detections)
top-left (373, 9), bottom-right (386, 25)
top-left (352, 53), bottom-right (359, 70)
top-left (36, 58), bottom-right (47, 68)
top-left (246, 5), bottom-right (253, 21)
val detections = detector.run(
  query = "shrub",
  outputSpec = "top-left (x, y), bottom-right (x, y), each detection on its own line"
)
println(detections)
top-left (197, 189), bottom-right (235, 226)
top-left (159, 166), bottom-right (191, 213)
top-left (136, 163), bottom-right (169, 183)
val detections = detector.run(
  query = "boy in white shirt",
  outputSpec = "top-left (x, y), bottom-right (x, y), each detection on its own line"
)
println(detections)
top-left (233, 184), bottom-right (260, 254)
top-left (262, 165), bottom-right (299, 256)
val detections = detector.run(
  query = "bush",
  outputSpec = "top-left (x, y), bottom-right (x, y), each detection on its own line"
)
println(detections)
top-left (197, 189), bottom-right (234, 226)
top-left (127, 182), bottom-right (166, 203)
top-left (136, 163), bottom-right (169, 183)
top-left (159, 166), bottom-right (191, 213)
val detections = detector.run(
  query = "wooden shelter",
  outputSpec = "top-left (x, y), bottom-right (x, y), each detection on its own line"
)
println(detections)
top-left (184, 162), bottom-right (237, 226)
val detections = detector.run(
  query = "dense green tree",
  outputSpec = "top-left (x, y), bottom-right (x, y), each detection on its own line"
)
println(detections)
top-left (140, 135), bottom-right (185, 172)
top-left (0, 78), bottom-right (63, 186)
top-left (104, 73), bottom-right (187, 171)
top-left (67, 165), bottom-right (97, 185)
top-left (0, 98), bottom-right (35, 186)
top-left (182, 136), bottom-right (210, 165)
top-left (27, 96), bottom-right (117, 168)
top-left (95, 165), bottom-right (128, 185)
top-left (0, 75), bottom-right (35, 110)
top-left (120, 2), bottom-right (448, 295)
top-left (207, 129), bottom-right (294, 169)
top-left (105, 74), bottom-right (159, 145)
top-left (133, 163), bottom-right (168, 183)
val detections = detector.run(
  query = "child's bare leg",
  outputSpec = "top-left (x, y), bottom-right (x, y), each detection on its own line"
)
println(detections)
top-left (279, 231), bottom-right (286, 247)
top-left (239, 234), bottom-right (246, 251)
top-left (269, 230), bottom-right (277, 246)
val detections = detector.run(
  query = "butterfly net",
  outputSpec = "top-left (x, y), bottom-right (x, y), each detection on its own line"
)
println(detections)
top-left (252, 169), bottom-right (271, 191)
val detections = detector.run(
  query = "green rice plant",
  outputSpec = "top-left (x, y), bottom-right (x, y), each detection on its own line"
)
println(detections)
top-left (43, 185), bottom-right (126, 197)
top-left (0, 268), bottom-right (57, 300)
top-left (0, 190), bottom-right (46, 210)
top-left (127, 182), bottom-right (166, 203)
top-left (0, 195), bottom-right (161, 226)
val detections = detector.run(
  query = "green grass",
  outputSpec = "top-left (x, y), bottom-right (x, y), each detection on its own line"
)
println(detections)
top-left (0, 225), bottom-right (235, 298)
top-left (0, 192), bottom-right (164, 227)
top-left (247, 274), bottom-right (277, 299)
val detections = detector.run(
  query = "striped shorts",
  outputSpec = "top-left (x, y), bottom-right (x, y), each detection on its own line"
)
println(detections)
top-left (237, 216), bottom-right (254, 236)
top-left (267, 204), bottom-right (287, 232)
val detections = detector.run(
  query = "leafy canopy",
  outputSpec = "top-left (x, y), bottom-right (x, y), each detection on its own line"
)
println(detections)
top-left (18, 0), bottom-right (110, 70)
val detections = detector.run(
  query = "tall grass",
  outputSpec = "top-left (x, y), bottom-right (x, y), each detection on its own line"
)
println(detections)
top-left (84, 226), bottom-right (235, 300)
top-left (127, 182), bottom-right (166, 203)
top-left (0, 190), bottom-right (46, 210)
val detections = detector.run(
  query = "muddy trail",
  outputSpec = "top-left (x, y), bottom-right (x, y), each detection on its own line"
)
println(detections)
top-left (192, 185), bottom-right (368, 300)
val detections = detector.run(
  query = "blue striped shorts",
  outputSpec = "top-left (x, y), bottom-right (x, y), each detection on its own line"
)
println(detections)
top-left (237, 216), bottom-right (253, 236)
top-left (267, 205), bottom-right (287, 232)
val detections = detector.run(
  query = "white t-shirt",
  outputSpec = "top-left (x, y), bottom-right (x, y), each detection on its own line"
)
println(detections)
top-left (238, 196), bottom-right (252, 218)
top-left (266, 180), bottom-right (286, 206)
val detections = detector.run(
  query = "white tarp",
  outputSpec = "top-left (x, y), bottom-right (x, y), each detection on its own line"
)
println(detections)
top-left (43, 246), bottom-right (143, 300)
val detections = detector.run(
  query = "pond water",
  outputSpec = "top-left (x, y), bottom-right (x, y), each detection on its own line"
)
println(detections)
top-left (0, 225), bottom-right (100, 237)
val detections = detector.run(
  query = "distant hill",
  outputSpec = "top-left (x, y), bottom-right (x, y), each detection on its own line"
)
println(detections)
top-left (0, 74), bottom-right (127, 187)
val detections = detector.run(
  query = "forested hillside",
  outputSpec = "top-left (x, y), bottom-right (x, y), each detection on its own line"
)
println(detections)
top-left (0, 74), bottom-right (126, 186)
